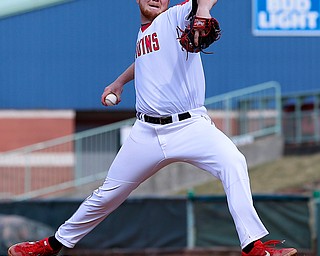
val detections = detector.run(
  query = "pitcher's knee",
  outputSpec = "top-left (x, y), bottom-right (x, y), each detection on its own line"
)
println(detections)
top-left (236, 151), bottom-right (247, 169)
top-left (219, 150), bottom-right (249, 183)
top-left (85, 178), bottom-right (138, 208)
top-left (225, 149), bottom-right (247, 169)
top-left (235, 151), bottom-right (248, 174)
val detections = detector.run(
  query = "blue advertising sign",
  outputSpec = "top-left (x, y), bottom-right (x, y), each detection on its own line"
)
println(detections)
top-left (252, 0), bottom-right (320, 36)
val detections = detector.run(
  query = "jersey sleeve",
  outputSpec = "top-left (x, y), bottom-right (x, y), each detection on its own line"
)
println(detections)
top-left (166, 0), bottom-right (194, 30)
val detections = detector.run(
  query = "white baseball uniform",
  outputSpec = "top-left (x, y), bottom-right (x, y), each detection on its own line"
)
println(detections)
top-left (55, 0), bottom-right (269, 249)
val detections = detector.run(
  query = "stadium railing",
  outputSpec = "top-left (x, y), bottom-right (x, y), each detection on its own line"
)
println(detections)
top-left (205, 81), bottom-right (281, 145)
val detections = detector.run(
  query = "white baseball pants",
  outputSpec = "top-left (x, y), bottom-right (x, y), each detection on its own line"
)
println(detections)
top-left (55, 106), bottom-right (268, 249)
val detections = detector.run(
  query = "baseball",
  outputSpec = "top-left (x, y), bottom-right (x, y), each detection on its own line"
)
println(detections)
top-left (105, 93), bottom-right (117, 106)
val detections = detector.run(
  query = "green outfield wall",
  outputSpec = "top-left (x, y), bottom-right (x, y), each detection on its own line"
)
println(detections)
top-left (0, 195), bottom-right (315, 255)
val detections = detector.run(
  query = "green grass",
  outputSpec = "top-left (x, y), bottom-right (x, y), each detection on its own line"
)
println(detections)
top-left (177, 152), bottom-right (320, 196)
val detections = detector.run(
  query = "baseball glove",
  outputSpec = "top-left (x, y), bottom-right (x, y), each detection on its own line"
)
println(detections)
top-left (177, 16), bottom-right (221, 54)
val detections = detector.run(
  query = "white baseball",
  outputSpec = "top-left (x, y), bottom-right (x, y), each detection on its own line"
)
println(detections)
top-left (105, 93), bottom-right (117, 106)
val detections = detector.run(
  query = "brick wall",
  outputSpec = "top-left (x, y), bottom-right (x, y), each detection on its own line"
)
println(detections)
top-left (0, 110), bottom-right (75, 152)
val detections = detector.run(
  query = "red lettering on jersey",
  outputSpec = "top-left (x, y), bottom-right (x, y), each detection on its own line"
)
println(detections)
top-left (135, 32), bottom-right (160, 59)
top-left (136, 40), bottom-right (142, 57)
top-left (152, 33), bottom-right (159, 51)
top-left (141, 38), bottom-right (146, 55)
top-left (145, 35), bottom-right (152, 53)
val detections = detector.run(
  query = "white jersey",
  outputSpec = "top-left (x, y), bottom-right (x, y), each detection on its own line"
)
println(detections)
top-left (134, 0), bottom-right (206, 116)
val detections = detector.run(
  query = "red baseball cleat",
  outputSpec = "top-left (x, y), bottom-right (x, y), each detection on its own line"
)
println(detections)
top-left (8, 237), bottom-right (61, 256)
top-left (242, 240), bottom-right (297, 256)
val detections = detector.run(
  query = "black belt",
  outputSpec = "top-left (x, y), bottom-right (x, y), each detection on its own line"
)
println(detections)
top-left (138, 112), bottom-right (191, 125)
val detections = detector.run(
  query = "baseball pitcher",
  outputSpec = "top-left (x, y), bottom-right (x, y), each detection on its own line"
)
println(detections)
top-left (8, 0), bottom-right (297, 255)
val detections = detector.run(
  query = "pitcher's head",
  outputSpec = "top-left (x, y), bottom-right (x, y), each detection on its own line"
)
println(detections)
top-left (137, 0), bottom-right (170, 23)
